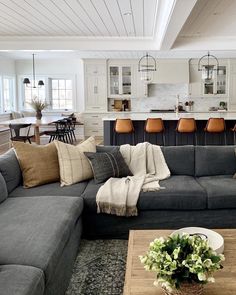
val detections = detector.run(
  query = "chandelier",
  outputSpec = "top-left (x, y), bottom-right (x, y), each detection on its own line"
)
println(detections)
top-left (198, 51), bottom-right (219, 83)
top-left (138, 52), bottom-right (156, 84)
top-left (23, 54), bottom-right (44, 88)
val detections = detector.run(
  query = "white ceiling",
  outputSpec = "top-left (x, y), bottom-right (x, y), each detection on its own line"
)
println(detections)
top-left (0, 0), bottom-right (236, 57)
top-left (0, 0), bottom-right (157, 37)
top-left (179, 0), bottom-right (236, 38)
top-left (175, 0), bottom-right (236, 50)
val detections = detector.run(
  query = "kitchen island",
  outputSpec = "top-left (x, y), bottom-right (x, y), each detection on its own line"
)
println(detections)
top-left (103, 112), bottom-right (236, 146)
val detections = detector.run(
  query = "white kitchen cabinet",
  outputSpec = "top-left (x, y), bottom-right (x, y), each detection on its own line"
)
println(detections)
top-left (229, 63), bottom-right (236, 110)
top-left (201, 65), bottom-right (227, 97)
top-left (84, 60), bottom-right (107, 112)
top-left (189, 60), bottom-right (229, 98)
top-left (83, 113), bottom-right (105, 137)
top-left (108, 62), bottom-right (134, 98)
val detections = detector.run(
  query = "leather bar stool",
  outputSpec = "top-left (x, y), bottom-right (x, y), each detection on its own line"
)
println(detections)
top-left (176, 118), bottom-right (197, 145)
top-left (144, 118), bottom-right (165, 145)
top-left (204, 118), bottom-right (226, 145)
top-left (114, 119), bottom-right (135, 145)
top-left (231, 123), bottom-right (236, 144)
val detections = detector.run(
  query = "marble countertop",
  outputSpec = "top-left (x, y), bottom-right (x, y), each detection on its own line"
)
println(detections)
top-left (102, 111), bottom-right (236, 121)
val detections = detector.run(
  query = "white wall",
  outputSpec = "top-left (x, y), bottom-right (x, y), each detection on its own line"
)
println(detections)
top-left (0, 57), bottom-right (16, 75)
top-left (15, 58), bottom-right (85, 112)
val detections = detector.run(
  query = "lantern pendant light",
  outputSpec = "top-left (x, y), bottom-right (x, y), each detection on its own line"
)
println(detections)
top-left (23, 54), bottom-right (44, 88)
top-left (138, 52), bottom-right (157, 84)
top-left (198, 51), bottom-right (219, 83)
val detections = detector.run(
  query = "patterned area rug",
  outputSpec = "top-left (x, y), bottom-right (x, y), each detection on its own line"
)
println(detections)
top-left (66, 239), bottom-right (128, 295)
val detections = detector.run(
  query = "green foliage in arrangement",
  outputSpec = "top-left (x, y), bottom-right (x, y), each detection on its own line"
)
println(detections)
top-left (140, 233), bottom-right (225, 292)
top-left (29, 96), bottom-right (49, 111)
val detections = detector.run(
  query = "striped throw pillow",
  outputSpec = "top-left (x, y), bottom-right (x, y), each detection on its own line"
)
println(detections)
top-left (85, 149), bottom-right (132, 184)
top-left (54, 136), bottom-right (96, 186)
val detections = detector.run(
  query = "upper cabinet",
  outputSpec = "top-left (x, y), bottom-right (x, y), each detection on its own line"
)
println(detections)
top-left (189, 60), bottom-right (229, 98)
top-left (151, 60), bottom-right (189, 84)
top-left (201, 65), bottom-right (227, 96)
top-left (84, 60), bottom-right (107, 112)
top-left (108, 61), bottom-right (134, 98)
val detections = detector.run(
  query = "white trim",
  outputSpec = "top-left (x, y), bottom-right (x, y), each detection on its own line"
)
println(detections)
top-left (0, 75), bottom-right (16, 114)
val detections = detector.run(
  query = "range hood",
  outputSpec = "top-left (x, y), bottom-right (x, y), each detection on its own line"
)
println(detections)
top-left (149, 60), bottom-right (189, 84)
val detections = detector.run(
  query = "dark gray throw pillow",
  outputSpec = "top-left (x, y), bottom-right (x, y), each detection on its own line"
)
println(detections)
top-left (84, 150), bottom-right (132, 184)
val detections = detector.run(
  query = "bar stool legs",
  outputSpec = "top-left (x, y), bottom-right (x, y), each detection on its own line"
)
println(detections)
top-left (144, 118), bottom-right (165, 145)
top-left (231, 124), bottom-right (236, 145)
top-left (114, 119), bottom-right (135, 145)
top-left (204, 118), bottom-right (226, 145)
top-left (176, 118), bottom-right (197, 146)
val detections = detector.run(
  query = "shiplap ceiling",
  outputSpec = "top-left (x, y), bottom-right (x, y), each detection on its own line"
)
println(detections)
top-left (0, 0), bottom-right (157, 37)
top-left (0, 0), bottom-right (236, 55)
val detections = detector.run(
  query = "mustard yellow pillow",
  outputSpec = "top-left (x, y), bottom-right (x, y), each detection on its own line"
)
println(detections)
top-left (54, 136), bottom-right (96, 186)
top-left (13, 142), bottom-right (60, 188)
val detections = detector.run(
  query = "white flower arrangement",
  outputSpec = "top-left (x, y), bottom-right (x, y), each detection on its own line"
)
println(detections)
top-left (140, 233), bottom-right (225, 292)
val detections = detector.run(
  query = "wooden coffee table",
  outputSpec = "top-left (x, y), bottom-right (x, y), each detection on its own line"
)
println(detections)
top-left (124, 229), bottom-right (236, 295)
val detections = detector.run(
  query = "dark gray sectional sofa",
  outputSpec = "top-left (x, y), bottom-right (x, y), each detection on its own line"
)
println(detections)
top-left (0, 145), bottom-right (236, 295)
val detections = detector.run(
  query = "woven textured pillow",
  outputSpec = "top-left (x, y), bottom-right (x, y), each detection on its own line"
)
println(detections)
top-left (54, 136), bottom-right (96, 186)
top-left (13, 142), bottom-right (60, 188)
top-left (85, 149), bottom-right (133, 184)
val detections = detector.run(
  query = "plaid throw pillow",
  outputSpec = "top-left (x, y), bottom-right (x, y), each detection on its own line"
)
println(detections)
top-left (54, 136), bottom-right (96, 186)
top-left (85, 149), bottom-right (132, 184)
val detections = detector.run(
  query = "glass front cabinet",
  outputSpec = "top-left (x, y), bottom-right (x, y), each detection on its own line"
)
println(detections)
top-left (108, 64), bottom-right (133, 98)
top-left (202, 65), bottom-right (227, 96)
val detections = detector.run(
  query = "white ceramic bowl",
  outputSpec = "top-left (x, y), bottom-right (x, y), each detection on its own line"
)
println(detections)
top-left (172, 227), bottom-right (224, 254)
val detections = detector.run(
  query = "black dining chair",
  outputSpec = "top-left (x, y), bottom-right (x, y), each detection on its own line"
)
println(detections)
top-left (9, 123), bottom-right (33, 144)
top-left (44, 119), bottom-right (72, 143)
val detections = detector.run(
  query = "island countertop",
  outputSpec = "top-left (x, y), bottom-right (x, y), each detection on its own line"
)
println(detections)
top-left (102, 111), bottom-right (236, 121)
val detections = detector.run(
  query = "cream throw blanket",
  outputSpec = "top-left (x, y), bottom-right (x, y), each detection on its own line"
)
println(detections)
top-left (96, 142), bottom-right (170, 217)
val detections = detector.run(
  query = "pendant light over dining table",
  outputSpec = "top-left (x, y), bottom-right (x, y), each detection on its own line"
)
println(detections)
top-left (23, 54), bottom-right (44, 88)
top-left (138, 52), bottom-right (157, 84)
top-left (198, 51), bottom-right (219, 83)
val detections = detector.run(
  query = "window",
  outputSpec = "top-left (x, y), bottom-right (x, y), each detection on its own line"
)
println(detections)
top-left (0, 76), bottom-right (15, 113)
top-left (23, 79), bottom-right (46, 110)
top-left (51, 79), bottom-right (73, 110)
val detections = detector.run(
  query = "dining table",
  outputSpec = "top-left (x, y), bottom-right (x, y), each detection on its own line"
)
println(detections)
top-left (0, 116), bottom-right (66, 145)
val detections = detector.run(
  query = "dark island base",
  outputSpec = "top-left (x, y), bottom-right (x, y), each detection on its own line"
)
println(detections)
top-left (104, 120), bottom-right (236, 146)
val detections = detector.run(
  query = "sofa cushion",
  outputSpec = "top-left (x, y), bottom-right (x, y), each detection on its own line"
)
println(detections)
top-left (55, 136), bottom-right (96, 186)
top-left (81, 179), bottom-right (103, 212)
top-left (9, 181), bottom-right (88, 198)
top-left (161, 146), bottom-right (195, 176)
top-left (82, 176), bottom-right (207, 212)
top-left (195, 146), bottom-right (236, 177)
top-left (0, 265), bottom-right (44, 295)
top-left (0, 173), bottom-right (8, 204)
top-left (139, 176), bottom-right (207, 210)
top-left (0, 149), bottom-right (22, 193)
top-left (197, 175), bottom-right (236, 209)
top-left (13, 141), bottom-right (60, 188)
top-left (0, 196), bottom-right (83, 284)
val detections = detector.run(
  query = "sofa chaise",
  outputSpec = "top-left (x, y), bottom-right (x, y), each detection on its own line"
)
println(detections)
top-left (1, 145), bottom-right (236, 295)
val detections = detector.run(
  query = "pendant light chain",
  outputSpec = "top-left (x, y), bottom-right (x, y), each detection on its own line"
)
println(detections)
top-left (23, 54), bottom-right (44, 88)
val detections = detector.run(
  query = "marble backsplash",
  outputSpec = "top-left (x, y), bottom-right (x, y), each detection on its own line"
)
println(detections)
top-left (130, 83), bottom-right (227, 112)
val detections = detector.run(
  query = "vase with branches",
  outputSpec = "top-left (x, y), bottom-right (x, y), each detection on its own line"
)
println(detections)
top-left (29, 96), bottom-right (49, 119)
